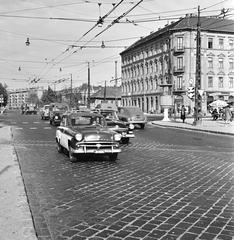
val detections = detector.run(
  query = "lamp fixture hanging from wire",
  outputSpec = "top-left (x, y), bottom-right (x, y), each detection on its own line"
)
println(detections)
top-left (98, 3), bottom-right (103, 27)
top-left (59, 67), bottom-right (62, 72)
top-left (101, 41), bottom-right (105, 48)
top-left (18, 67), bottom-right (21, 71)
top-left (25, 38), bottom-right (30, 46)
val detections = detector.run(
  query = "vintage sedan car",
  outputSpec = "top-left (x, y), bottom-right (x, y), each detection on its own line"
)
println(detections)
top-left (95, 109), bottom-right (135, 144)
top-left (117, 106), bottom-right (147, 129)
top-left (40, 104), bottom-right (50, 120)
top-left (48, 102), bottom-right (70, 125)
top-left (55, 112), bottom-right (122, 162)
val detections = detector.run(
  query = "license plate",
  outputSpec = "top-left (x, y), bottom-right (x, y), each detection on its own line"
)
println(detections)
top-left (95, 150), bottom-right (105, 154)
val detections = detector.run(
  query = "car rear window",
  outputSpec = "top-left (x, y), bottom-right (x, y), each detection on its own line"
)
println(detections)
top-left (128, 108), bottom-right (144, 115)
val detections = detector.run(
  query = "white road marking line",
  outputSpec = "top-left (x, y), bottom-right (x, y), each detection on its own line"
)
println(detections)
top-left (15, 128), bottom-right (23, 129)
top-left (44, 127), bottom-right (51, 129)
top-left (33, 122), bottom-right (40, 124)
top-left (11, 122), bottom-right (17, 124)
top-left (29, 127), bottom-right (37, 129)
top-left (22, 122), bottom-right (28, 124)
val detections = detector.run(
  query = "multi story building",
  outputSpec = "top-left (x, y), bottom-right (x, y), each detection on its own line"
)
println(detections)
top-left (8, 86), bottom-right (44, 109)
top-left (120, 14), bottom-right (234, 114)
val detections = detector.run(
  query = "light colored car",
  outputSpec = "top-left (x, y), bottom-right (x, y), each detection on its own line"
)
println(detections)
top-left (40, 104), bottom-right (50, 120)
top-left (117, 106), bottom-right (147, 129)
top-left (55, 111), bottom-right (122, 162)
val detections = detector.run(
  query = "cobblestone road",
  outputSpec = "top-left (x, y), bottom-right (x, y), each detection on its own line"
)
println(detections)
top-left (14, 136), bottom-right (234, 240)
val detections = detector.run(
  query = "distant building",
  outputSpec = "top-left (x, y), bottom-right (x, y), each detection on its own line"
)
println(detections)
top-left (8, 86), bottom-right (44, 109)
top-left (120, 14), bottom-right (234, 114)
top-left (90, 86), bottom-right (121, 107)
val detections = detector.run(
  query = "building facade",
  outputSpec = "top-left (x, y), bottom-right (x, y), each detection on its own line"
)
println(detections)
top-left (120, 14), bottom-right (234, 114)
top-left (8, 86), bottom-right (44, 109)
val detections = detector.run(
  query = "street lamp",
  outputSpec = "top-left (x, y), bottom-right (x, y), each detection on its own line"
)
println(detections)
top-left (25, 38), bottom-right (30, 46)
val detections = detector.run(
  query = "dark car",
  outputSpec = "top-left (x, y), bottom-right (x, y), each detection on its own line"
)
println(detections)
top-left (48, 102), bottom-right (70, 125)
top-left (55, 112), bottom-right (122, 162)
top-left (117, 106), bottom-right (147, 129)
top-left (96, 109), bottom-right (135, 144)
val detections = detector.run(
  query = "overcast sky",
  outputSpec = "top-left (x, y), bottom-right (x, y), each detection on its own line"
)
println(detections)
top-left (0, 0), bottom-right (233, 91)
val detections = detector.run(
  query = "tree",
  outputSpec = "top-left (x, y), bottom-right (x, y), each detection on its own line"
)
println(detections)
top-left (0, 82), bottom-right (8, 107)
top-left (40, 86), bottom-right (57, 104)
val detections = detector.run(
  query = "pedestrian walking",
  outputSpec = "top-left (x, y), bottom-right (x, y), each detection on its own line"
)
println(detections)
top-left (224, 105), bottom-right (232, 124)
top-left (180, 105), bottom-right (186, 123)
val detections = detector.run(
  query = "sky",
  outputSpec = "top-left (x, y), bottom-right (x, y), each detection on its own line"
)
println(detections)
top-left (0, 0), bottom-right (233, 91)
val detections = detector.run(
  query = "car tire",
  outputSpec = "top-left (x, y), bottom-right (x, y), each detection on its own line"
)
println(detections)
top-left (49, 119), bottom-right (52, 125)
top-left (57, 141), bottom-right (63, 153)
top-left (69, 146), bottom-right (77, 163)
top-left (109, 153), bottom-right (118, 161)
top-left (140, 124), bottom-right (145, 129)
top-left (122, 138), bottom-right (129, 144)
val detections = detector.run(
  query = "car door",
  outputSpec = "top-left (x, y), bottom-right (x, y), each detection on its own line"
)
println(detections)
top-left (59, 116), bottom-right (69, 150)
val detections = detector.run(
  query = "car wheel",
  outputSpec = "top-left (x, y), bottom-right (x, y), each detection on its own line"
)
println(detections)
top-left (57, 141), bottom-right (63, 153)
top-left (109, 153), bottom-right (118, 161)
top-left (69, 146), bottom-right (77, 163)
top-left (49, 119), bottom-right (52, 125)
top-left (122, 138), bottom-right (129, 144)
top-left (140, 124), bottom-right (145, 129)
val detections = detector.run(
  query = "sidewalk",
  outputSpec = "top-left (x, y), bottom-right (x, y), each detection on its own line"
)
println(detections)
top-left (151, 116), bottom-right (234, 136)
top-left (0, 123), bottom-right (37, 240)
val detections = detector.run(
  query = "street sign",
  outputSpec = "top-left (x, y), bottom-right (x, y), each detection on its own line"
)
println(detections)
top-left (198, 90), bottom-right (204, 96)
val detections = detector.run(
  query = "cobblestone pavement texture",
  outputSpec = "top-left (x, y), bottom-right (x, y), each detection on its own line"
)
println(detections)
top-left (1, 114), bottom-right (234, 240)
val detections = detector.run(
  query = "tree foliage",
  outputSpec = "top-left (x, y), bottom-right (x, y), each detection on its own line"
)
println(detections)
top-left (40, 86), bottom-right (57, 104)
top-left (0, 82), bottom-right (8, 107)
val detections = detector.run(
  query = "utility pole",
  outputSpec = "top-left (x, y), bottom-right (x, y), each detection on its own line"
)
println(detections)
top-left (70, 74), bottom-right (72, 108)
top-left (194, 5), bottom-right (201, 125)
top-left (87, 62), bottom-right (90, 108)
top-left (104, 80), bottom-right (106, 102)
top-left (115, 61), bottom-right (118, 106)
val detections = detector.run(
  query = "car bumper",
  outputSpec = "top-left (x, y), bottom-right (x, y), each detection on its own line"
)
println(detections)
top-left (73, 148), bottom-right (121, 154)
top-left (130, 120), bottom-right (147, 125)
top-left (121, 132), bottom-right (135, 138)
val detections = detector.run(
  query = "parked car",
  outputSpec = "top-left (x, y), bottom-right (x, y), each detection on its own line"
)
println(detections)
top-left (48, 102), bottom-right (70, 126)
top-left (117, 106), bottom-right (147, 129)
top-left (55, 111), bottom-right (122, 162)
top-left (40, 104), bottom-right (50, 120)
top-left (95, 108), bottom-right (135, 144)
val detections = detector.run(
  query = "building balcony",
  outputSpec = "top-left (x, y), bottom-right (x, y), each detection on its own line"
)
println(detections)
top-left (158, 80), bottom-right (173, 87)
top-left (173, 66), bottom-right (185, 74)
top-left (173, 46), bottom-right (185, 54)
top-left (172, 86), bottom-right (186, 94)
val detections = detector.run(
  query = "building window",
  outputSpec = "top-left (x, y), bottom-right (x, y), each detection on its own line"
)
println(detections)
top-left (208, 57), bottom-right (213, 68)
top-left (229, 77), bottom-right (234, 88)
top-left (219, 39), bottom-right (224, 49)
top-left (219, 58), bottom-right (224, 69)
top-left (219, 77), bottom-right (224, 88)
top-left (208, 76), bottom-right (213, 88)
top-left (229, 58), bottom-right (233, 69)
top-left (177, 37), bottom-right (183, 50)
top-left (229, 39), bottom-right (233, 50)
top-left (177, 57), bottom-right (183, 69)
top-left (177, 76), bottom-right (183, 89)
top-left (208, 38), bottom-right (213, 49)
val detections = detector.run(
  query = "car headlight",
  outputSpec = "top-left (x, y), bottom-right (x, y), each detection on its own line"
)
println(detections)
top-left (114, 133), bottom-right (121, 142)
top-left (75, 133), bottom-right (83, 141)
top-left (129, 123), bottom-right (134, 130)
top-left (54, 115), bottom-right (59, 119)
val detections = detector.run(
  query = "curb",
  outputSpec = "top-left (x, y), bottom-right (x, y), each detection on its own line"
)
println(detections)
top-left (12, 147), bottom-right (38, 240)
top-left (151, 122), bottom-right (234, 136)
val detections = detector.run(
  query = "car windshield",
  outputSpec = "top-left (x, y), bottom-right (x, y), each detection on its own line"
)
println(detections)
top-left (100, 111), bottom-right (118, 120)
top-left (53, 105), bottom-right (69, 111)
top-left (71, 115), bottom-right (105, 127)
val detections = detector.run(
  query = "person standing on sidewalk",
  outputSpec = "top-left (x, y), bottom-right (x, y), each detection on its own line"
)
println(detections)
top-left (180, 105), bottom-right (186, 123)
top-left (224, 105), bottom-right (232, 124)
